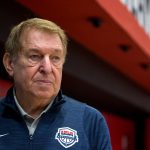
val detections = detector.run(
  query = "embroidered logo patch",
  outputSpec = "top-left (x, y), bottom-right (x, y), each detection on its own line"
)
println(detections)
top-left (55, 127), bottom-right (79, 148)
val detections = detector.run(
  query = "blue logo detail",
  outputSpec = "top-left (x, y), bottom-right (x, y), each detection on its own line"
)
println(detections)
top-left (55, 127), bottom-right (79, 148)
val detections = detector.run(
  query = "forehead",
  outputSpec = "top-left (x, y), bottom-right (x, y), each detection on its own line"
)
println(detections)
top-left (20, 27), bottom-right (64, 52)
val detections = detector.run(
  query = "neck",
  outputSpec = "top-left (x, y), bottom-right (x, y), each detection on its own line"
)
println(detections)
top-left (15, 90), bottom-right (54, 118)
top-left (21, 100), bottom-right (49, 118)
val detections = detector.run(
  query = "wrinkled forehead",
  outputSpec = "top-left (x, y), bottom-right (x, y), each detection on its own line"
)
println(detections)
top-left (19, 27), bottom-right (62, 46)
top-left (19, 27), bottom-right (63, 53)
top-left (18, 26), bottom-right (66, 57)
top-left (20, 26), bottom-right (58, 40)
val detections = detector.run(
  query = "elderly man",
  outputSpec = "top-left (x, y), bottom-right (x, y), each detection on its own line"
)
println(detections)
top-left (1, 18), bottom-right (112, 150)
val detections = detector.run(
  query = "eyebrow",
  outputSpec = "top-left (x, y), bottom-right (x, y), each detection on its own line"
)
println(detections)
top-left (24, 48), bottom-right (64, 54)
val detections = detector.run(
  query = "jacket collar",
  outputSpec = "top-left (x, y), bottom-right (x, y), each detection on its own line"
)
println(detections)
top-left (1, 86), bottom-right (65, 112)
top-left (1, 86), bottom-right (18, 112)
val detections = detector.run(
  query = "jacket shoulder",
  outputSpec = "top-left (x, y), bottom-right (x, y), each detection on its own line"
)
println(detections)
top-left (63, 95), bottom-right (103, 117)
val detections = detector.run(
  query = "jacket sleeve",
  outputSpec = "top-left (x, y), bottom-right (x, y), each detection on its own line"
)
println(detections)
top-left (83, 105), bottom-right (112, 150)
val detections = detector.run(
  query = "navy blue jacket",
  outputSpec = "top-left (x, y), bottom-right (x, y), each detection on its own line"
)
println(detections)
top-left (0, 87), bottom-right (112, 150)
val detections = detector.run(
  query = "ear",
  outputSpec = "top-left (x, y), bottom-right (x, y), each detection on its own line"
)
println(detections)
top-left (3, 53), bottom-right (14, 77)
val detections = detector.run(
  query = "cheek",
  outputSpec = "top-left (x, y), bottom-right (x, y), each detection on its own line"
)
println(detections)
top-left (51, 68), bottom-right (62, 91)
top-left (14, 69), bottom-right (29, 85)
top-left (14, 65), bottom-right (36, 84)
top-left (55, 68), bottom-right (63, 82)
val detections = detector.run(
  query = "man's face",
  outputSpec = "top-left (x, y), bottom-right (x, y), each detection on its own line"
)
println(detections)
top-left (11, 28), bottom-right (64, 101)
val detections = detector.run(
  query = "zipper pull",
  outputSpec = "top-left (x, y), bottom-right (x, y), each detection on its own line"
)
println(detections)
top-left (30, 135), bottom-right (33, 140)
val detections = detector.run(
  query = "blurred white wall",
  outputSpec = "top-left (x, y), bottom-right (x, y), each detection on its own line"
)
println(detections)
top-left (120, 0), bottom-right (150, 36)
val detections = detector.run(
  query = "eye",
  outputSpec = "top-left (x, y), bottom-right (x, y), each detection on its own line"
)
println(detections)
top-left (51, 55), bottom-right (63, 66)
top-left (29, 54), bottom-right (42, 62)
top-left (51, 56), bottom-right (61, 62)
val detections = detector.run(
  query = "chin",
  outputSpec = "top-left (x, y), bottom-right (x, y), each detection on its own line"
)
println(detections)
top-left (35, 91), bottom-right (56, 100)
top-left (31, 85), bottom-right (59, 99)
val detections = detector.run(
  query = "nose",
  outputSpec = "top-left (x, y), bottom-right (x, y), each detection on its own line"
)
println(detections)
top-left (39, 56), bottom-right (52, 74)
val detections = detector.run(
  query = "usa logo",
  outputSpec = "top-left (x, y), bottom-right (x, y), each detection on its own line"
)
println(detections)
top-left (55, 127), bottom-right (79, 148)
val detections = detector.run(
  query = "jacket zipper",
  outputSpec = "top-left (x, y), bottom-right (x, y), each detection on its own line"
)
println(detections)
top-left (29, 135), bottom-right (33, 150)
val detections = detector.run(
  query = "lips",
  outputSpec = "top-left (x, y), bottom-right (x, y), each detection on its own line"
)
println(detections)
top-left (35, 79), bottom-right (53, 84)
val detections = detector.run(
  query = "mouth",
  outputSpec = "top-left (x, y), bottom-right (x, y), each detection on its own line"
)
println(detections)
top-left (35, 80), bottom-right (53, 84)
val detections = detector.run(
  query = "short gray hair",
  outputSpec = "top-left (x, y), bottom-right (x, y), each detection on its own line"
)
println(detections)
top-left (5, 18), bottom-right (68, 58)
